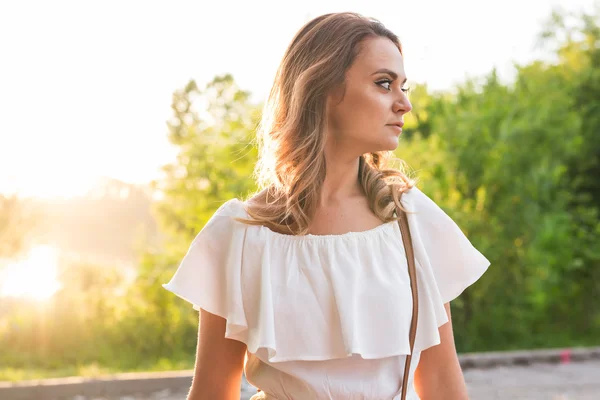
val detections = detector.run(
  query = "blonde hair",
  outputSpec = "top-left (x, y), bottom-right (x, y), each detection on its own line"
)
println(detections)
top-left (240, 12), bottom-right (415, 235)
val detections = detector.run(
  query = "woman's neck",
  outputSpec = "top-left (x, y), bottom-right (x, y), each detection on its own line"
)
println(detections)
top-left (319, 153), bottom-right (363, 206)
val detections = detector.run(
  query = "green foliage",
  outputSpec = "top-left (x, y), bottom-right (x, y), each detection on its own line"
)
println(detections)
top-left (116, 74), bottom-right (262, 365)
top-left (153, 75), bottom-right (260, 247)
top-left (122, 74), bottom-right (262, 363)
top-left (397, 5), bottom-right (600, 351)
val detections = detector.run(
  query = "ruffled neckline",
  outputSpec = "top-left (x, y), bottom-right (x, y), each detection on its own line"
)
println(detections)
top-left (231, 198), bottom-right (397, 242)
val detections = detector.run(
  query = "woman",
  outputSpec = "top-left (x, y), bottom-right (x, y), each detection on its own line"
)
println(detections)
top-left (163, 12), bottom-right (490, 400)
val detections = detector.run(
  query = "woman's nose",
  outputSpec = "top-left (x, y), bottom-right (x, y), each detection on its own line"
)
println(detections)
top-left (393, 96), bottom-right (412, 114)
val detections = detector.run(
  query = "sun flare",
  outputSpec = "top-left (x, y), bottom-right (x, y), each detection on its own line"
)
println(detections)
top-left (0, 245), bottom-right (62, 300)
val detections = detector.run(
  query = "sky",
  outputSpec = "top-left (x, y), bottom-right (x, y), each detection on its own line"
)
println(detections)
top-left (0, 0), bottom-right (597, 198)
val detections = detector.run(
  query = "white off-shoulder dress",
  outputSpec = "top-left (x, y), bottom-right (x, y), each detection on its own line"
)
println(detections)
top-left (162, 186), bottom-right (491, 399)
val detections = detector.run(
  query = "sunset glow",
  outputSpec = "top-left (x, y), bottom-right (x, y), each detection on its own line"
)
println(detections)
top-left (1, 245), bottom-right (62, 300)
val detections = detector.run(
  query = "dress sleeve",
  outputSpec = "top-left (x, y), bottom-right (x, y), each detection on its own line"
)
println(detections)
top-left (162, 199), bottom-right (248, 339)
top-left (400, 186), bottom-right (491, 304)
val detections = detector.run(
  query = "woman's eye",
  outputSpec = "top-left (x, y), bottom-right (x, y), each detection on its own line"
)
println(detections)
top-left (376, 79), bottom-right (410, 94)
top-left (376, 79), bottom-right (392, 91)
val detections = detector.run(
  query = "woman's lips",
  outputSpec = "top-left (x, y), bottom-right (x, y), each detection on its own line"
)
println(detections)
top-left (387, 123), bottom-right (403, 133)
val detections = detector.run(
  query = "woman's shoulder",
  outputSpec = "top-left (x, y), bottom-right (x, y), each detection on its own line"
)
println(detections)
top-left (215, 188), bottom-right (272, 217)
top-left (212, 197), bottom-right (248, 218)
top-left (187, 198), bottom-right (250, 248)
top-left (400, 185), bottom-right (451, 221)
top-left (400, 184), bottom-right (428, 203)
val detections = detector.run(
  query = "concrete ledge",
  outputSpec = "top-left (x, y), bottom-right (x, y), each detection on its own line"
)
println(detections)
top-left (1, 347), bottom-right (599, 399)
top-left (459, 346), bottom-right (600, 370)
top-left (0, 370), bottom-right (193, 400)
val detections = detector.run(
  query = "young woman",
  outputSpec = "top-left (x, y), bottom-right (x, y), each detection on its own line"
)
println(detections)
top-left (163, 12), bottom-right (490, 400)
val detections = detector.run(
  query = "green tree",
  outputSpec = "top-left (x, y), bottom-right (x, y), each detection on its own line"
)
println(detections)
top-left (127, 74), bottom-right (261, 362)
top-left (398, 6), bottom-right (600, 351)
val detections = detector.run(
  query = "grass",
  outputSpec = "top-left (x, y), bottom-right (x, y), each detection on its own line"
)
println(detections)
top-left (0, 358), bottom-right (194, 382)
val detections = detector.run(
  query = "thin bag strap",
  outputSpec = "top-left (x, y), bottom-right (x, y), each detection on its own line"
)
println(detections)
top-left (396, 204), bottom-right (419, 400)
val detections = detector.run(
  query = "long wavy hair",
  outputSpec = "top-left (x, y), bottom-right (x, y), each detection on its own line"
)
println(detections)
top-left (240, 12), bottom-right (415, 235)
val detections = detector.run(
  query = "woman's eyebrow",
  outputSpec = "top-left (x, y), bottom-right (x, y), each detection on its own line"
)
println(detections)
top-left (371, 68), bottom-right (408, 84)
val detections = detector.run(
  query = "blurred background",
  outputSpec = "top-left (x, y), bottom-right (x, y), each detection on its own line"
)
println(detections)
top-left (0, 0), bottom-right (598, 388)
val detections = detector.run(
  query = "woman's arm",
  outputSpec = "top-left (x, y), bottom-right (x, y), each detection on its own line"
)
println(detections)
top-left (413, 303), bottom-right (469, 400)
top-left (187, 309), bottom-right (247, 400)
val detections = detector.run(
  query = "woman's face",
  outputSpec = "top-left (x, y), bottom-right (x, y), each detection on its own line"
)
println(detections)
top-left (326, 36), bottom-right (412, 155)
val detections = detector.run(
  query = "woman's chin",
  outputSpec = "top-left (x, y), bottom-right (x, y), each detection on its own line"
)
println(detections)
top-left (359, 136), bottom-right (400, 154)
top-left (378, 136), bottom-right (400, 152)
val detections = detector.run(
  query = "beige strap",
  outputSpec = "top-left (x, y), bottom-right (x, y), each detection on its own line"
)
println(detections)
top-left (396, 204), bottom-right (419, 400)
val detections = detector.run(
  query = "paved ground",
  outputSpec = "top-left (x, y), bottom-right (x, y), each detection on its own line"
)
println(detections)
top-left (69, 360), bottom-right (600, 400)
top-left (463, 359), bottom-right (600, 400)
